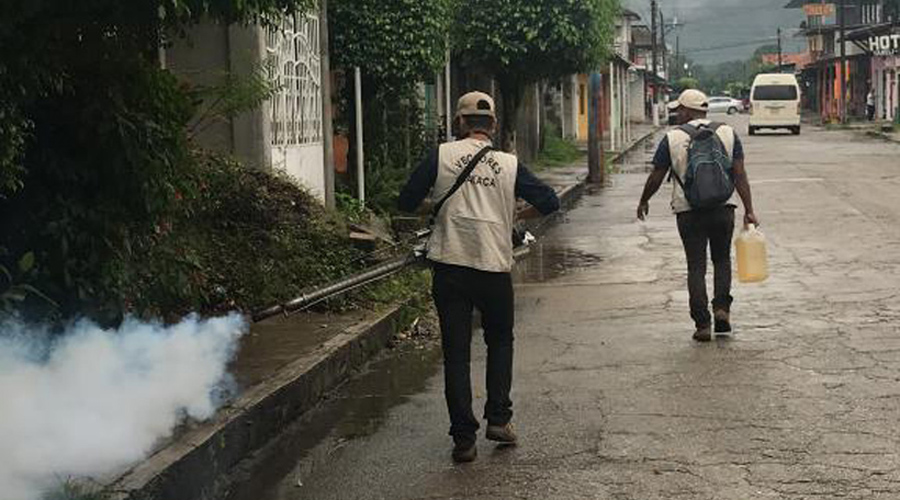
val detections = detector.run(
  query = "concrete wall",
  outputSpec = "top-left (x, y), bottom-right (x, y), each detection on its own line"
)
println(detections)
top-left (629, 71), bottom-right (647, 122)
top-left (165, 19), bottom-right (327, 202)
top-left (165, 22), bottom-right (235, 154)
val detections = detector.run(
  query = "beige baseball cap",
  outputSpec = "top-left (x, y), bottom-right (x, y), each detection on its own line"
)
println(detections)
top-left (668, 89), bottom-right (709, 112)
top-left (456, 91), bottom-right (496, 119)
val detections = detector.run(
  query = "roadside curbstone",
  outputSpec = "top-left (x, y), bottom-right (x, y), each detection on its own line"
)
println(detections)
top-left (109, 304), bottom-right (413, 500)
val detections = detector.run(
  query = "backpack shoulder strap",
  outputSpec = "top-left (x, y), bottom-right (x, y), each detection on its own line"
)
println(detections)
top-left (678, 123), bottom-right (701, 140)
top-left (430, 145), bottom-right (494, 223)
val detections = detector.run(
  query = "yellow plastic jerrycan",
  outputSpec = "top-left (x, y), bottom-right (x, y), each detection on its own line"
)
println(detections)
top-left (735, 224), bottom-right (769, 283)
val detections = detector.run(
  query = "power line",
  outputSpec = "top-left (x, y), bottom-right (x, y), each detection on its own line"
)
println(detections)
top-left (682, 36), bottom-right (780, 54)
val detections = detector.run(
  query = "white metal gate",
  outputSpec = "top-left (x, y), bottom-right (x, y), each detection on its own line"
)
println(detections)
top-left (265, 13), bottom-right (325, 199)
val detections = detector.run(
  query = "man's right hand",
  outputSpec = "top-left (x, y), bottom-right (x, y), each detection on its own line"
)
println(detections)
top-left (637, 202), bottom-right (649, 221)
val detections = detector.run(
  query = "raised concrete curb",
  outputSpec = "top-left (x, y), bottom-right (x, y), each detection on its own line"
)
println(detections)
top-left (109, 304), bottom-right (414, 500)
top-left (558, 126), bottom-right (662, 207)
top-left (864, 129), bottom-right (900, 143)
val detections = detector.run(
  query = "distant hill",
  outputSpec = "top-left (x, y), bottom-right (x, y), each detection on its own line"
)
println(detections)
top-left (622, 0), bottom-right (805, 64)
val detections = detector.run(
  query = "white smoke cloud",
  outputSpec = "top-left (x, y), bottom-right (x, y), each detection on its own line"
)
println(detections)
top-left (0, 313), bottom-right (248, 500)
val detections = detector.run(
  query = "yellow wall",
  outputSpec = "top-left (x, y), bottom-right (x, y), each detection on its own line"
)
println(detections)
top-left (577, 74), bottom-right (589, 141)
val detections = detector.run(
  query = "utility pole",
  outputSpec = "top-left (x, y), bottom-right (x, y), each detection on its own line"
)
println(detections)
top-left (839, 0), bottom-right (847, 123)
top-left (777, 27), bottom-right (783, 73)
top-left (660, 10), bottom-right (668, 84)
top-left (651, 0), bottom-right (659, 126)
top-left (320, 0), bottom-right (335, 209)
top-left (675, 35), bottom-right (680, 80)
top-left (588, 73), bottom-right (605, 184)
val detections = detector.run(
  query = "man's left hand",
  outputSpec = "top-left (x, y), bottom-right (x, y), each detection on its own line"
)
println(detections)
top-left (744, 212), bottom-right (760, 227)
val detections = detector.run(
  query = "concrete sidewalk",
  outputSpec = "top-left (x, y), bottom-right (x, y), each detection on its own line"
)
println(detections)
top-left (536, 122), bottom-right (661, 197)
top-left (811, 118), bottom-right (900, 144)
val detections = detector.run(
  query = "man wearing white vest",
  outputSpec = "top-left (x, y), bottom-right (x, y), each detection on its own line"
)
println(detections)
top-left (399, 91), bottom-right (559, 463)
top-left (636, 89), bottom-right (759, 342)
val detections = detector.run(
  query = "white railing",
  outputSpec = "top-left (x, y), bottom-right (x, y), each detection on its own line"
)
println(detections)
top-left (266, 13), bottom-right (323, 147)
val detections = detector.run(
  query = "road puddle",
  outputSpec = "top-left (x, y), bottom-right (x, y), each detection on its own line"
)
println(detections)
top-left (612, 130), bottom-right (663, 174)
top-left (514, 242), bottom-right (604, 283)
top-left (225, 342), bottom-right (441, 500)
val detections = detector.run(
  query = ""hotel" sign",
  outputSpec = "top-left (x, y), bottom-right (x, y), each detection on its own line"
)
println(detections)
top-left (869, 35), bottom-right (900, 56)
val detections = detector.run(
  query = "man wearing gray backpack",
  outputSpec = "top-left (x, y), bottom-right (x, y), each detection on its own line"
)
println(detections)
top-left (636, 89), bottom-right (759, 342)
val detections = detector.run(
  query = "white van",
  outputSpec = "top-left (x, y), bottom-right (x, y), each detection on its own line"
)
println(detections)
top-left (749, 73), bottom-right (802, 136)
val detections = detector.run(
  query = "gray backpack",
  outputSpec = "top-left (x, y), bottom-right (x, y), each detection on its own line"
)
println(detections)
top-left (670, 123), bottom-right (734, 210)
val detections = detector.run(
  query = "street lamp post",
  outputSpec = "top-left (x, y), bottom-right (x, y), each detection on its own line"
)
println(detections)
top-left (839, 0), bottom-right (847, 123)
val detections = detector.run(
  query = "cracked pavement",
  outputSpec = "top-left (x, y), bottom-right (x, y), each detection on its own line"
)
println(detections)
top-left (230, 116), bottom-right (900, 500)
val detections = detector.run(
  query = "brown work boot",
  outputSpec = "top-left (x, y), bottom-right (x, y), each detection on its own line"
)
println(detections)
top-left (485, 423), bottom-right (518, 444)
top-left (692, 325), bottom-right (712, 342)
top-left (452, 439), bottom-right (477, 463)
top-left (714, 309), bottom-right (732, 334)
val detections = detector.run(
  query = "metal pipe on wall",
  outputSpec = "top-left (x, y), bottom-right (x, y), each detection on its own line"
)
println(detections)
top-left (354, 66), bottom-right (365, 205)
top-left (445, 48), bottom-right (452, 142)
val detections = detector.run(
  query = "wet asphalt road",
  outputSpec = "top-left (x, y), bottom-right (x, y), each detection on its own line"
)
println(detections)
top-left (229, 116), bottom-right (900, 500)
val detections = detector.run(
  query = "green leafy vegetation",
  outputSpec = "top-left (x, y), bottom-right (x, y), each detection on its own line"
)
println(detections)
top-left (0, 0), bottom-right (362, 324)
top-left (329, 0), bottom-right (452, 215)
top-left (535, 123), bottom-right (584, 170)
top-left (453, 0), bottom-right (619, 151)
top-left (681, 45), bottom-right (779, 96)
top-left (0, 0), bottom-right (623, 323)
top-left (110, 154), bottom-right (372, 320)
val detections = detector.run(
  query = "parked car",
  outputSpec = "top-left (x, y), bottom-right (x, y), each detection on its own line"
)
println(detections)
top-left (749, 73), bottom-right (802, 136)
top-left (708, 96), bottom-right (743, 115)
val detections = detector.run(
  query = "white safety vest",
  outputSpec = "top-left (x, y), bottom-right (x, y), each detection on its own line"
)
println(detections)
top-left (427, 138), bottom-right (519, 273)
top-left (666, 119), bottom-right (738, 214)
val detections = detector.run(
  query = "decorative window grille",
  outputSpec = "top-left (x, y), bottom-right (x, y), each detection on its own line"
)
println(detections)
top-left (266, 13), bottom-right (322, 147)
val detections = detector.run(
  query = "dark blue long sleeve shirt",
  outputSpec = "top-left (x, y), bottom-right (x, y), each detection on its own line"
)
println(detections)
top-left (398, 148), bottom-right (561, 215)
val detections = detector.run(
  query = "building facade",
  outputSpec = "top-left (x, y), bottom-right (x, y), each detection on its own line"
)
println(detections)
top-left (164, 12), bottom-right (330, 201)
top-left (788, 0), bottom-right (899, 123)
top-left (564, 9), bottom-right (650, 150)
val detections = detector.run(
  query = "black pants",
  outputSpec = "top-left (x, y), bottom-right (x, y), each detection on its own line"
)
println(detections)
top-left (676, 206), bottom-right (735, 328)
top-left (431, 262), bottom-right (514, 444)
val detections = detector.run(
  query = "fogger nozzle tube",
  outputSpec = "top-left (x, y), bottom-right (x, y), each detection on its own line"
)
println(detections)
top-left (251, 254), bottom-right (424, 323)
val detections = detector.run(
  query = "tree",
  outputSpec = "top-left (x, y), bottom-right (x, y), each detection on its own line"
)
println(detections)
top-left (330, 0), bottom-right (451, 92)
top-left (675, 77), bottom-right (700, 92)
top-left (328, 0), bottom-right (453, 212)
top-left (0, 0), bottom-right (316, 200)
top-left (453, 0), bottom-right (619, 152)
top-left (753, 44), bottom-right (780, 59)
top-left (0, 0), bottom-right (315, 321)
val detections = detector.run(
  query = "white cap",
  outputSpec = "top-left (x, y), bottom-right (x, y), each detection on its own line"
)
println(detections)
top-left (669, 89), bottom-right (709, 112)
top-left (455, 91), bottom-right (496, 119)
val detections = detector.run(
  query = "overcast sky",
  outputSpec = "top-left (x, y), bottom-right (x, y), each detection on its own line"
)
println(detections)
top-left (623, 0), bottom-right (806, 65)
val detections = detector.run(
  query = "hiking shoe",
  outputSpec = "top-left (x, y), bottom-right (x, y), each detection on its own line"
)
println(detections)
top-left (692, 325), bottom-right (712, 342)
top-left (485, 423), bottom-right (518, 444)
top-left (452, 441), bottom-right (477, 463)
top-left (714, 310), bottom-right (732, 334)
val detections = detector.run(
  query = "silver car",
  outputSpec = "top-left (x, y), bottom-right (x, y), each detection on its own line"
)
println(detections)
top-left (708, 96), bottom-right (743, 115)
